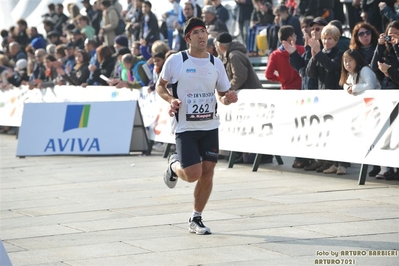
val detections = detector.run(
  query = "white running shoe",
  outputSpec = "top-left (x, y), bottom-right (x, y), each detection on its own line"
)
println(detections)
top-left (188, 216), bottom-right (211, 235)
top-left (163, 153), bottom-right (179, 188)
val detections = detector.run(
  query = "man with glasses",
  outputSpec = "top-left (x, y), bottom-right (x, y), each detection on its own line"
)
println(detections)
top-left (283, 17), bottom-right (327, 170)
top-left (29, 49), bottom-right (46, 89)
top-left (286, 16), bottom-right (327, 90)
top-left (156, 17), bottom-right (238, 235)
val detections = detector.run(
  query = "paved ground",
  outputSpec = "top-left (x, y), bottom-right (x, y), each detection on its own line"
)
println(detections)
top-left (1, 134), bottom-right (398, 266)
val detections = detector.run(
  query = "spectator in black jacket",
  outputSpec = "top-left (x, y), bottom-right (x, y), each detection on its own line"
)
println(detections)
top-left (90, 1), bottom-right (103, 35)
top-left (286, 16), bottom-right (325, 90)
top-left (212, 0), bottom-right (229, 23)
top-left (274, 5), bottom-right (304, 45)
top-left (306, 24), bottom-right (343, 90)
top-left (58, 49), bottom-right (90, 85)
top-left (91, 45), bottom-right (116, 85)
top-left (202, 5), bottom-right (228, 38)
top-left (140, 1), bottom-right (160, 47)
top-left (54, 4), bottom-right (69, 34)
top-left (82, 0), bottom-right (97, 20)
top-left (16, 19), bottom-right (30, 50)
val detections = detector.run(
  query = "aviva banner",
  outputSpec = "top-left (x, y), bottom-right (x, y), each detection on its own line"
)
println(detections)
top-left (16, 101), bottom-right (137, 155)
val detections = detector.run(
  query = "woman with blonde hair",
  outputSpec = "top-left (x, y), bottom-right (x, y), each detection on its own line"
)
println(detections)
top-left (306, 24), bottom-right (347, 174)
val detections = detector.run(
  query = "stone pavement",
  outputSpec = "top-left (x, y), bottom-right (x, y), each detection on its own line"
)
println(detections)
top-left (0, 134), bottom-right (398, 266)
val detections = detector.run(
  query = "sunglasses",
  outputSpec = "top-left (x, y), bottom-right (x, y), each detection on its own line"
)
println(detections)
top-left (357, 30), bottom-right (371, 37)
top-left (311, 27), bottom-right (322, 32)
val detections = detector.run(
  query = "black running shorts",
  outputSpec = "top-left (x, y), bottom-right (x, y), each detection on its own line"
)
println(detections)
top-left (175, 128), bottom-right (219, 168)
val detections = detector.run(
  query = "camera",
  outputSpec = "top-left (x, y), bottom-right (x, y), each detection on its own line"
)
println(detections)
top-left (384, 35), bottom-right (392, 42)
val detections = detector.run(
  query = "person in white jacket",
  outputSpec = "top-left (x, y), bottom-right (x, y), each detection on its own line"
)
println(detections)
top-left (339, 49), bottom-right (381, 95)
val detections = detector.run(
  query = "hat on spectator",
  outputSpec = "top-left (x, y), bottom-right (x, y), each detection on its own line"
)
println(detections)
top-left (114, 35), bottom-right (128, 47)
top-left (81, 0), bottom-right (90, 3)
top-left (309, 17), bottom-right (328, 27)
top-left (202, 5), bottom-right (216, 14)
top-left (30, 37), bottom-right (45, 50)
top-left (65, 42), bottom-right (75, 49)
top-left (47, 30), bottom-right (59, 37)
top-left (216, 32), bottom-right (232, 44)
top-left (71, 28), bottom-right (82, 35)
top-left (328, 20), bottom-right (343, 35)
top-left (116, 47), bottom-right (131, 57)
top-left (16, 59), bottom-right (27, 70)
top-left (64, 23), bottom-right (75, 31)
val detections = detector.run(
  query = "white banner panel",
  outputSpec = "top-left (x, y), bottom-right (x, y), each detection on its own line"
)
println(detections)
top-left (16, 101), bottom-right (137, 156)
top-left (3, 86), bottom-right (399, 167)
top-left (217, 90), bottom-right (399, 168)
top-left (0, 87), bottom-right (30, 127)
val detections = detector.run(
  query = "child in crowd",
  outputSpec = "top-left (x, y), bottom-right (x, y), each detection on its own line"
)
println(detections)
top-left (266, 25), bottom-right (304, 90)
top-left (339, 49), bottom-right (381, 95)
top-left (121, 53), bottom-right (149, 89)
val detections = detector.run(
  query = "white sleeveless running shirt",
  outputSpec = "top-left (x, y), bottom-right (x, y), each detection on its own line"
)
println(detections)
top-left (160, 51), bottom-right (230, 133)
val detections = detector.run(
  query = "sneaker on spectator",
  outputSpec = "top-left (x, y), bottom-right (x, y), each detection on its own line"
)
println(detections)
top-left (336, 166), bottom-right (347, 175)
top-left (368, 165), bottom-right (381, 177)
top-left (375, 168), bottom-right (394, 179)
top-left (292, 159), bottom-right (309, 168)
top-left (188, 216), bottom-right (211, 235)
top-left (164, 153), bottom-right (179, 188)
top-left (323, 165), bottom-right (337, 174)
top-left (383, 168), bottom-right (397, 180)
top-left (316, 163), bottom-right (332, 173)
top-left (303, 160), bottom-right (322, 171)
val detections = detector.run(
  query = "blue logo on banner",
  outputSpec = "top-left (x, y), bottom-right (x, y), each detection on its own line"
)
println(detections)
top-left (63, 105), bottom-right (91, 132)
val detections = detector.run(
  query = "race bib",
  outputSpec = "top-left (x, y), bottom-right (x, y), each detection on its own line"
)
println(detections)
top-left (185, 92), bottom-right (215, 121)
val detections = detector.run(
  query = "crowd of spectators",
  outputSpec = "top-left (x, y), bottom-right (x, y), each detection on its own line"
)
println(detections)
top-left (0, 0), bottom-right (398, 179)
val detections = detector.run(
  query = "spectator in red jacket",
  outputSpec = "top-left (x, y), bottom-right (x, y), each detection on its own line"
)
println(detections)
top-left (265, 25), bottom-right (305, 89)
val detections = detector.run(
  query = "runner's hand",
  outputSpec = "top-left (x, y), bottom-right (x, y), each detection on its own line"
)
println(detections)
top-left (169, 98), bottom-right (181, 117)
top-left (224, 90), bottom-right (238, 104)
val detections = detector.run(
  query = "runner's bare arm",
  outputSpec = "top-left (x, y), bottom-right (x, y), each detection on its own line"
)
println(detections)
top-left (156, 78), bottom-right (174, 103)
top-left (156, 77), bottom-right (182, 117)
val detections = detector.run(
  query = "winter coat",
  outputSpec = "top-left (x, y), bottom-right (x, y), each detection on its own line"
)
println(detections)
top-left (92, 56), bottom-right (117, 85)
top-left (306, 45), bottom-right (343, 90)
top-left (140, 12), bottom-right (160, 45)
top-left (222, 41), bottom-right (262, 90)
top-left (266, 45), bottom-right (305, 90)
top-left (371, 43), bottom-right (399, 89)
top-left (102, 5), bottom-right (119, 46)
top-left (62, 63), bottom-right (90, 85)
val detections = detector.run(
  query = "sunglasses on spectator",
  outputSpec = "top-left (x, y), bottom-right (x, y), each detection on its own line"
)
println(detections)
top-left (357, 30), bottom-right (371, 37)
top-left (311, 27), bottom-right (322, 32)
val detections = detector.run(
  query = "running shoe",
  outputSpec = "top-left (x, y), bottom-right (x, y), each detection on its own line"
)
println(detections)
top-left (188, 216), bottom-right (211, 235)
top-left (164, 153), bottom-right (179, 188)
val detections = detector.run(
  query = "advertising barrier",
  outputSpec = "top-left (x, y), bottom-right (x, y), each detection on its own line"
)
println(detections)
top-left (16, 101), bottom-right (148, 156)
top-left (1, 86), bottom-right (398, 167)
